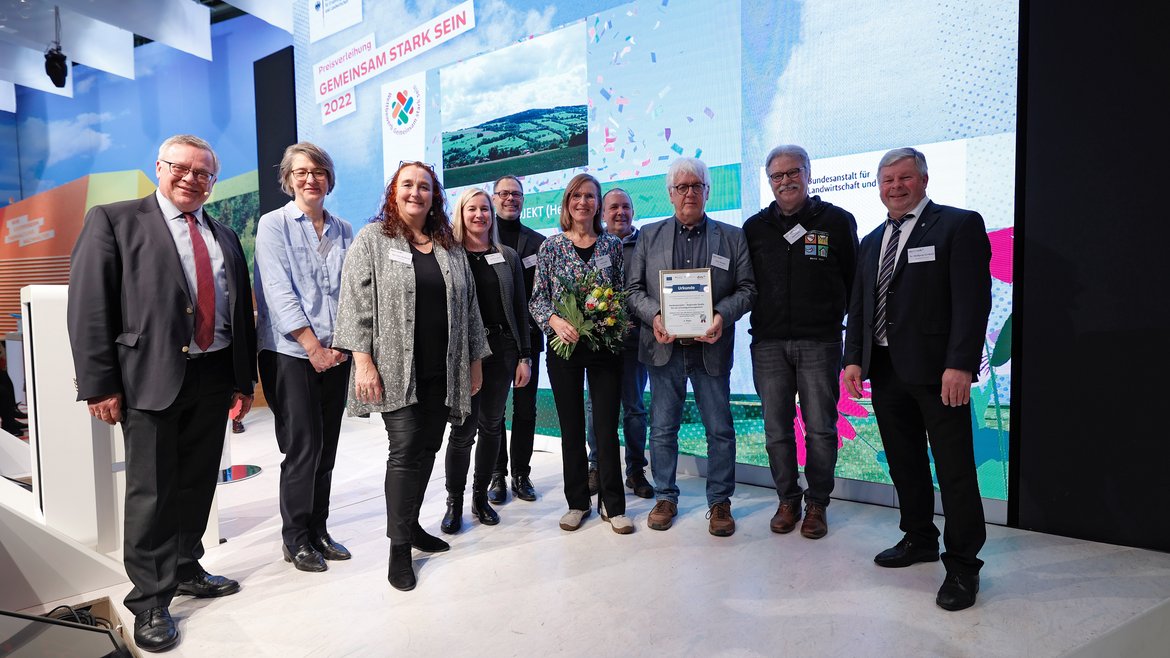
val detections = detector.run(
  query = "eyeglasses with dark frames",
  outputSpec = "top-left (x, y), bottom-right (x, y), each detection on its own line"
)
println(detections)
top-left (161, 160), bottom-right (216, 184)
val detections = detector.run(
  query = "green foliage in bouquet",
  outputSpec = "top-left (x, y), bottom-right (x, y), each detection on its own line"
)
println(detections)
top-left (549, 269), bottom-right (630, 359)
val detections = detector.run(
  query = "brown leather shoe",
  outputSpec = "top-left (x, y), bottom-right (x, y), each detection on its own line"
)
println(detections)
top-left (770, 499), bottom-right (801, 534)
top-left (801, 502), bottom-right (828, 539)
top-left (707, 501), bottom-right (735, 537)
top-left (646, 500), bottom-right (678, 531)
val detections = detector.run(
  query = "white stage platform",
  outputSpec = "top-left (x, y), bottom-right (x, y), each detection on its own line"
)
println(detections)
top-left (20, 408), bottom-right (1170, 657)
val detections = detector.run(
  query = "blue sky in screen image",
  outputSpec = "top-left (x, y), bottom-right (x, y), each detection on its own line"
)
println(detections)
top-left (294, 0), bottom-right (630, 226)
top-left (15, 14), bottom-right (290, 195)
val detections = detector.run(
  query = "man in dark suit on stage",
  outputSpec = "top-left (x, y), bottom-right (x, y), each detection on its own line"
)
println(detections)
top-left (67, 134), bottom-right (256, 652)
top-left (843, 147), bottom-right (991, 611)
top-left (488, 174), bottom-right (544, 503)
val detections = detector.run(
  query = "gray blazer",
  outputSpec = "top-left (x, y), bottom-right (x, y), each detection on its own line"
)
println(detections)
top-left (333, 223), bottom-right (491, 422)
top-left (481, 245), bottom-right (532, 358)
top-left (627, 215), bottom-right (757, 376)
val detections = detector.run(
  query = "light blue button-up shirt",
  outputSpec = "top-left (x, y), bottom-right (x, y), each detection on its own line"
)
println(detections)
top-left (156, 190), bottom-right (232, 354)
top-left (254, 200), bottom-right (354, 358)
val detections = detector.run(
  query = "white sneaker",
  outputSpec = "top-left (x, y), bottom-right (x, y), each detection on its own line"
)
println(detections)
top-left (607, 514), bottom-right (634, 534)
top-left (559, 508), bottom-right (591, 531)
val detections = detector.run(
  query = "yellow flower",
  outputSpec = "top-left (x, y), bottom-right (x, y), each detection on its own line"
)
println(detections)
top-left (606, 316), bottom-right (616, 326)
top-left (592, 287), bottom-right (604, 298)
top-left (604, 288), bottom-right (614, 298)
top-left (598, 301), bottom-right (608, 312)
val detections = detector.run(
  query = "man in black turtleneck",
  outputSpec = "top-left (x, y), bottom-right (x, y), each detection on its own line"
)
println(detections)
top-left (744, 144), bottom-right (858, 541)
top-left (488, 175), bottom-right (545, 503)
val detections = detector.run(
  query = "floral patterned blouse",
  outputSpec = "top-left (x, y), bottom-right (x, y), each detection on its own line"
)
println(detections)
top-left (529, 231), bottom-right (624, 336)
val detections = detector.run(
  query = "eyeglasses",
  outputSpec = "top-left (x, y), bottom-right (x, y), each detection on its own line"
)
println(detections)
top-left (494, 190), bottom-right (524, 199)
top-left (291, 169), bottom-right (329, 181)
top-left (768, 167), bottom-right (804, 183)
top-left (671, 183), bottom-right (707, 196)
top-left (398, 160), bottom-right (435, 171)
top-left (161, 160), bottom-right (215, 184)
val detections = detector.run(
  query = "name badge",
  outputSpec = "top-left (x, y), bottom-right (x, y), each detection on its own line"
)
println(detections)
top-left (710, 253), bottom-right (731, 271)
top-left (783, 223), bottom-right (807, 244)
top-left (907, 246), bottom-right (936, 263)
top-left (388, 248), bottom-right (413, 264)
top-left (522, 254), bottom-right (538, 269)
top-left (595, 254), bottom-right (613, 269)
top-left (485, 252), bottom-right (506, 265)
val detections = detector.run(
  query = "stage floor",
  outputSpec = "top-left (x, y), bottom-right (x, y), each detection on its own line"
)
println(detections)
top-left (28, 408), bottom-right (1170, 656)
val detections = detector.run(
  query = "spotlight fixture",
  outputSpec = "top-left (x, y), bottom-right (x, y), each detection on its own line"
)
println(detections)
top-left (44, 5), bottom-right (67, 88)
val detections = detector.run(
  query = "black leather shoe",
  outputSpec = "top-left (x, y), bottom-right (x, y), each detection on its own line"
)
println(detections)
top-left (175, 569), bottom-right (240, 598)
top-left (625, 471), bottom-right (654, 499)
top-left (283, 543), bottom-right (327, 572)
top-left (472, 493), bottom-right (500, 525)
top-left (310, 533), bottom-right (352, 560)
top-left (133, 607), bottom-right (179, 653)
top-left (874, 537), bottom-right (940, 568)
top-left (441, 495), bottom-right (463, 534)
top-left (512, 474), bottom-right (537, 501)
top-left (410, 524), bottom-right (450, 553)
top-left (388, 544), bottom-right (416, 591)
top-left (487, 472), bottom-right (507, 504)
top-left (936, 572), bottom-right (980, 611)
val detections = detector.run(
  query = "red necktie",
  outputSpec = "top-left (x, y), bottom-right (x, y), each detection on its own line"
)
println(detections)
top-left (183, 212), bottom-right (216, 351)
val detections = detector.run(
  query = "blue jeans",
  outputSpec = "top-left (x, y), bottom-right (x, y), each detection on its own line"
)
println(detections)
top-left (585, 347), bottom-right (649, 476)
top-left (646, 344), bottom-right (736, 506)
top-left (751, 338), bottom-right (842, 507)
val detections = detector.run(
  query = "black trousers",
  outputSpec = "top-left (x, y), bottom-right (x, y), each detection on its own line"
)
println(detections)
top-left (869, 346), bottom-right (986, 575)
top-left (382, 376), bottom-right (449, 545)
top-left (258, 350), bottom-right (351, 548)
top-left (446, 336), bottom-right (517, 495)
top-left (496, 348), bottom-right (539, 477)
top-left (120, 349), bottom-right (234, 614)
top-left (546, 345), bottom-right (623, 516)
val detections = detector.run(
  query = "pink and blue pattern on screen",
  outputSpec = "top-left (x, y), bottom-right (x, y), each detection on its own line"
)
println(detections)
top-left (390, 90), bottom-right (415, 126)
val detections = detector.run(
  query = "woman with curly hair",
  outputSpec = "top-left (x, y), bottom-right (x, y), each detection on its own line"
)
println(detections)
top-left (334, 161), bottom-right (490, 591)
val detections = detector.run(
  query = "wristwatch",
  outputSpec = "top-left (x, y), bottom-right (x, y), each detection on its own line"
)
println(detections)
top-left (519, 358), bottom-right (532, 366)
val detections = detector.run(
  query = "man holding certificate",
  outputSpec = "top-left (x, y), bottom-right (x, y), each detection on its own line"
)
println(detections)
top-left (627, 157), bottom-right (756, 536)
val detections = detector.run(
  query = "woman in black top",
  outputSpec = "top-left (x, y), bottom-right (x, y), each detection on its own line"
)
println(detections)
top-left (334, 162), bottom-right (489, 591)
top-left (442, 188), bottom-right (532, 533)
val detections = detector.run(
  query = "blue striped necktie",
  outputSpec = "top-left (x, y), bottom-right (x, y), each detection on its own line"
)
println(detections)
top-left (873, 214), bottom-right (913, 344)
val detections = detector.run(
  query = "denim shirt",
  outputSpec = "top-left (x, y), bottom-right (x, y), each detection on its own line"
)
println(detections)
top-left (254, 201), bottom-right (354, 358)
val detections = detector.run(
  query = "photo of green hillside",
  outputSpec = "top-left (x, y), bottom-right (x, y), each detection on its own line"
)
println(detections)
top-left (439, 23), bottom-right (586, 189)
top-left (442, 106), bottom-right (587, 187)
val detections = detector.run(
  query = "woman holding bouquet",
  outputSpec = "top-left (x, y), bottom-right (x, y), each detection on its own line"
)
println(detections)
top-left (334, 161), bottom-right (490, 591)
top-left (530, 173), bottom-right (632, 534)
top-left (442, 188), bottom-right (532, 533)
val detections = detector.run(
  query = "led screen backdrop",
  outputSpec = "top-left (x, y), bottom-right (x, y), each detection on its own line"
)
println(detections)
top-left (293, 0), bottom-right (1017, 501)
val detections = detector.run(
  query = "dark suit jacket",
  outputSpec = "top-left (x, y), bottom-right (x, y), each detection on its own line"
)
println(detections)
top-left (511, 221), bottom-right (546, 354)
top-left (67, 193), bottom-right (257, 411)
top-left (844, 200), bottom-right (992, 385)
top-left (627, 215), bottom-right (756, 376)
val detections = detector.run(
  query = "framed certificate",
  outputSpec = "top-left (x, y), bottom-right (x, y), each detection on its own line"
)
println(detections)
top-left (659, 268), bottom-right (713, 338)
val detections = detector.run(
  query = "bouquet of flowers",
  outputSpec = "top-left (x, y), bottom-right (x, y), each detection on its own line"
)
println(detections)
top-left (550, 269), bottom-right (630, 359)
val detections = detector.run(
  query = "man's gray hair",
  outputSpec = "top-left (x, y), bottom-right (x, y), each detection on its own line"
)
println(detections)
top-left (765, 144), bottom-right (811, 178)
top-left (666, 157), bottom-right (710, 190)
top-left (878, 147), bottom-right (928, 176)
top-left (493, 175), bottom-right (523, 193)
top-left (158, 134), bottom-right (220, 175)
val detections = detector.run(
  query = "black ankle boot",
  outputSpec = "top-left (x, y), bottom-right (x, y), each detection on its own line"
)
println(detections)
top-left (410, 524), bottom-right (450, 553)
top-left (472, 493), bottom-right (500, 525)
top-left (388, 544), bottom-right (415, 591)
top-left (441, 495), bottom-right (463, 535)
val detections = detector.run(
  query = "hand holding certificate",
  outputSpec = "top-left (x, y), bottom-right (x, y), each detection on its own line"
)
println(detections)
top-left (659, 268), bottom-right (714, 339)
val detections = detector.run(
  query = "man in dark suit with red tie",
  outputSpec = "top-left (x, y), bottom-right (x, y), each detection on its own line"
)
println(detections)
top-left (843, 147), bottom-right (991, 611)
top-left (67, 134), bottom-right (256, 652)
